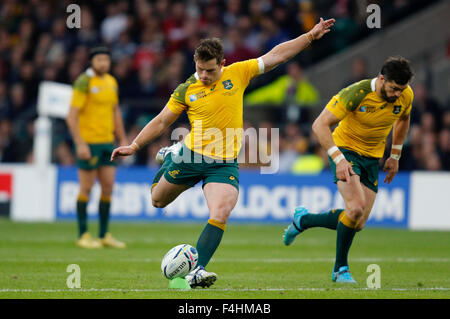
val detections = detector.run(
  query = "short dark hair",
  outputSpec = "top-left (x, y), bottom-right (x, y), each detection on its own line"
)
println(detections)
top-left (380, 56), bottom-right (413, 85)
top-left (89, 46), bottom-right (110, 60)
top-left (194, 38), bottom-right (224, 65)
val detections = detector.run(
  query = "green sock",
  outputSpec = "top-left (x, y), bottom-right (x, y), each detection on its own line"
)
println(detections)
top-left (76, 198), bottom-right (88, 237)
top-left (99, 199), bottom-right (111, 238)
top-left (196, 220), bottom-right (225, 268)
top-left (300, 209), bottom-right (344, 230)
top-left (334, 217), bottom-right (357, 272)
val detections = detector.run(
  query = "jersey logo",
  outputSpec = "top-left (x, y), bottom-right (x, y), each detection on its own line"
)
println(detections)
top-left (88, 156), bottom-right (98, 166)
top-left (168, 170), bottom-right (180, 179)
top-left (222, 79), bottom-right (233, 90)
top-left (189, 91), bottom-right (207, 102)
top-left (393, 105), bottom-right (402, 114)
top-left (210, 84), bottom-right (216, 91)
top-left (380, 103), bottom-right (387, 110)
top-left (358, 106), bottom-right (376, 113)
top-left (91, 86), bottom-right (99, 94)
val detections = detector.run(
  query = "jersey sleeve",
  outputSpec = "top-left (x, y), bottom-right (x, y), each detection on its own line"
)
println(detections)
top-left (327, 79), bottom-right (372, 119)
top-left (401, 86), bottom-right (414, 118)
top-left (111, 76), bottom-right (119, 105)
top-left (166, 96), bottom-right (187, 115)
top-left (325, 96), bottom-right (349, 120)
top-left (229, 59), bottom-right (263, 85)
top-left (70, 74), bottom-right (90, 109)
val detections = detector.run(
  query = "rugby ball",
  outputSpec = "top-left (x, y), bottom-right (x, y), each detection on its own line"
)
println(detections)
top-left (161, 244), bottom-right (199, 279)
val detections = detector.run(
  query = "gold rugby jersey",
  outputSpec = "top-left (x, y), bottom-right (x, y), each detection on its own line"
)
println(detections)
top-left (70, 68), bottom-right (119, 144)
top-left (326, 78), bottom-right (413, 158)
top-left (166, 59), bottom-right (264, 160)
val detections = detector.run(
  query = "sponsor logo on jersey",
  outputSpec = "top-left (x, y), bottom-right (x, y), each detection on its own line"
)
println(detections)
top-left (359, 105), bottom-right (376, 113)
top-left (189, 91), bottom-right (207, 102)
top-left (91, 86), bottom-right (99, 93)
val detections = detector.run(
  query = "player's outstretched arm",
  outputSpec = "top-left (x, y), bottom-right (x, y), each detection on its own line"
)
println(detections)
top-left (260, 17), bottom-right (335, 73)
top-left (383, 114), bottom-right (410, 184)
top-left (110, 106), bottom-right (179, 161)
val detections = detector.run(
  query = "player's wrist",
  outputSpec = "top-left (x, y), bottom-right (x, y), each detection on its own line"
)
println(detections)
top-left (327, 146), bottom-right (345, 164)
top-left (390, 144), bottom-right (402, 160)
top-left (131, 141), bottom-right (140, 151)
top-left (306, 31), bottom-right (314, 44)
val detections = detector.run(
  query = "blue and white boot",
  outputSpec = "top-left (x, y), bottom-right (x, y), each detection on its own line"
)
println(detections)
top-left (283, 206), bottom-right (309, 246)
top-left (332, 266), bottom-right (357, 283)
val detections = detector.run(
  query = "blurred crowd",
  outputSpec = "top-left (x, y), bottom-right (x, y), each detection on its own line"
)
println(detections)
top-left (0, 0), bottom-right (448, 173)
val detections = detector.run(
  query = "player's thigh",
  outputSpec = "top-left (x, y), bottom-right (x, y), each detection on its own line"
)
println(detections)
top-left (97, 165), bottom-right (116, 196)
top-left (203, 182), bottom-right (239, 224)
top-left (355, 185), bottom-right (377, 231)
top-left (151, 175), bottom-right (190, 208)
top-left (77, 169), bottom-right (97, 196)
top-left (337, 174), bottom-right (366, 220)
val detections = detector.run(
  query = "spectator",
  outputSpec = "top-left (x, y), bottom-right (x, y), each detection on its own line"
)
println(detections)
top-left (343, 57), bottom-right (369, 87)
top-left (100, 2), bottom-right (128, 44)
top-left (224, 27), bottom-right (258, 65)
top-left (411, 82), bottom-right (442, 128)
top-left (244, 61), bottom-right (319, 123)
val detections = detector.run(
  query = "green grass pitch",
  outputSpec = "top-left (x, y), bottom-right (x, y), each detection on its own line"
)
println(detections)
top-left (0, 218), bottom-right (449, 299)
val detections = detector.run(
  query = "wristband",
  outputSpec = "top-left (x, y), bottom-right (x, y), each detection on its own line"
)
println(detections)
top-left (131, 141), bottom-right (140, 151)
top-left (390, 154), bottom-right (401, 160)
top-left (306, 32), bottom-right (314, 44)
top-left (392, 144), bottom-right (403, 151)
top-left (327, 146), bottom-right (339, 157)
top-left (333, 154), bottom-right (345, 165)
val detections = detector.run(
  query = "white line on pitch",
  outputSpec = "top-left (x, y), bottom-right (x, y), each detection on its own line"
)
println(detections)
top-left (2, 257), bottom-right (450, 263)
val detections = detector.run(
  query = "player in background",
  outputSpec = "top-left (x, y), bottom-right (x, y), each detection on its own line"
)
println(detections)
top-left (111, 18), bottom-right (335, 288)
top-left (284, 57), bottom-right (414, 283)
top-left (66, 46), bottom-right (127, 249)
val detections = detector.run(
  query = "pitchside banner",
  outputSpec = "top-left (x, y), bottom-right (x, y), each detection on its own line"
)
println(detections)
top-left (56, 167), bottom-right (410, 227)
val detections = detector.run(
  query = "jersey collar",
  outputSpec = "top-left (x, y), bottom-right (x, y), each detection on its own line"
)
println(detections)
top-left (371, 77), bottom-right (377, 92)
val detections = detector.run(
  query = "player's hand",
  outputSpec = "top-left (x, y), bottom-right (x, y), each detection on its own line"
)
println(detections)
top-left (336, 159), bottom-right (356, 183)
top-left (110, 145), bottom-right (135, 161)
top-left (76, 143), bottom-right (91, 160)
top-left (310, 17), bottom-right (335, 40)
top-left (383, 157), bottom-right (399, 184)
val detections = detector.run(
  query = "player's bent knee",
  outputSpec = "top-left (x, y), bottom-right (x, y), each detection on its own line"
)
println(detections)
top-left (210, 206), bottom-right (232, 224)
top-left (347, 203), bottom-right (365, 221)
top-left (152, 199), bottom-right (168, 208)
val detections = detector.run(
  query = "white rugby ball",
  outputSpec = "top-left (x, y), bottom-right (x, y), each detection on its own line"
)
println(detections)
top-left (161, 244), bottom-right (199, 279)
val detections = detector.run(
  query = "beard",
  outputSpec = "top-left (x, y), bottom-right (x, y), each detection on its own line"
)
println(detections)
top-left (380, 84), bottom-right (398, 103)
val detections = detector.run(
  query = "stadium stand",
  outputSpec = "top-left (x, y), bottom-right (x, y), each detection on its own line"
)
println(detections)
top-left (0, 0), bottom-right (448, 173)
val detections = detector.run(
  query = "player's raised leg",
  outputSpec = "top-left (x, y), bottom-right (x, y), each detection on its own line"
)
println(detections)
top-left (76, 169), bottom-right (102, 248)
top-left (186, 182), bottom-right (239, 288)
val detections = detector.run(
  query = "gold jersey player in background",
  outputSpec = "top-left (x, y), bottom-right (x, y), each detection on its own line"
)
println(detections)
top-left (66, 46), bottom-right (127, 249)
top-left (284, 56), bottom-right (414, 283)
top-left (112, 18), bottom-right (335, 288)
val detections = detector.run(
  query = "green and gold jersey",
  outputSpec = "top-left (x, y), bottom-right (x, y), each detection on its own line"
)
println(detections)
top-left (70, 68), bottom-right (119, 144)
top-left (166, 59), bottom-right (263, 160)
top-left (326, 78), bottom-right (413, 158)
